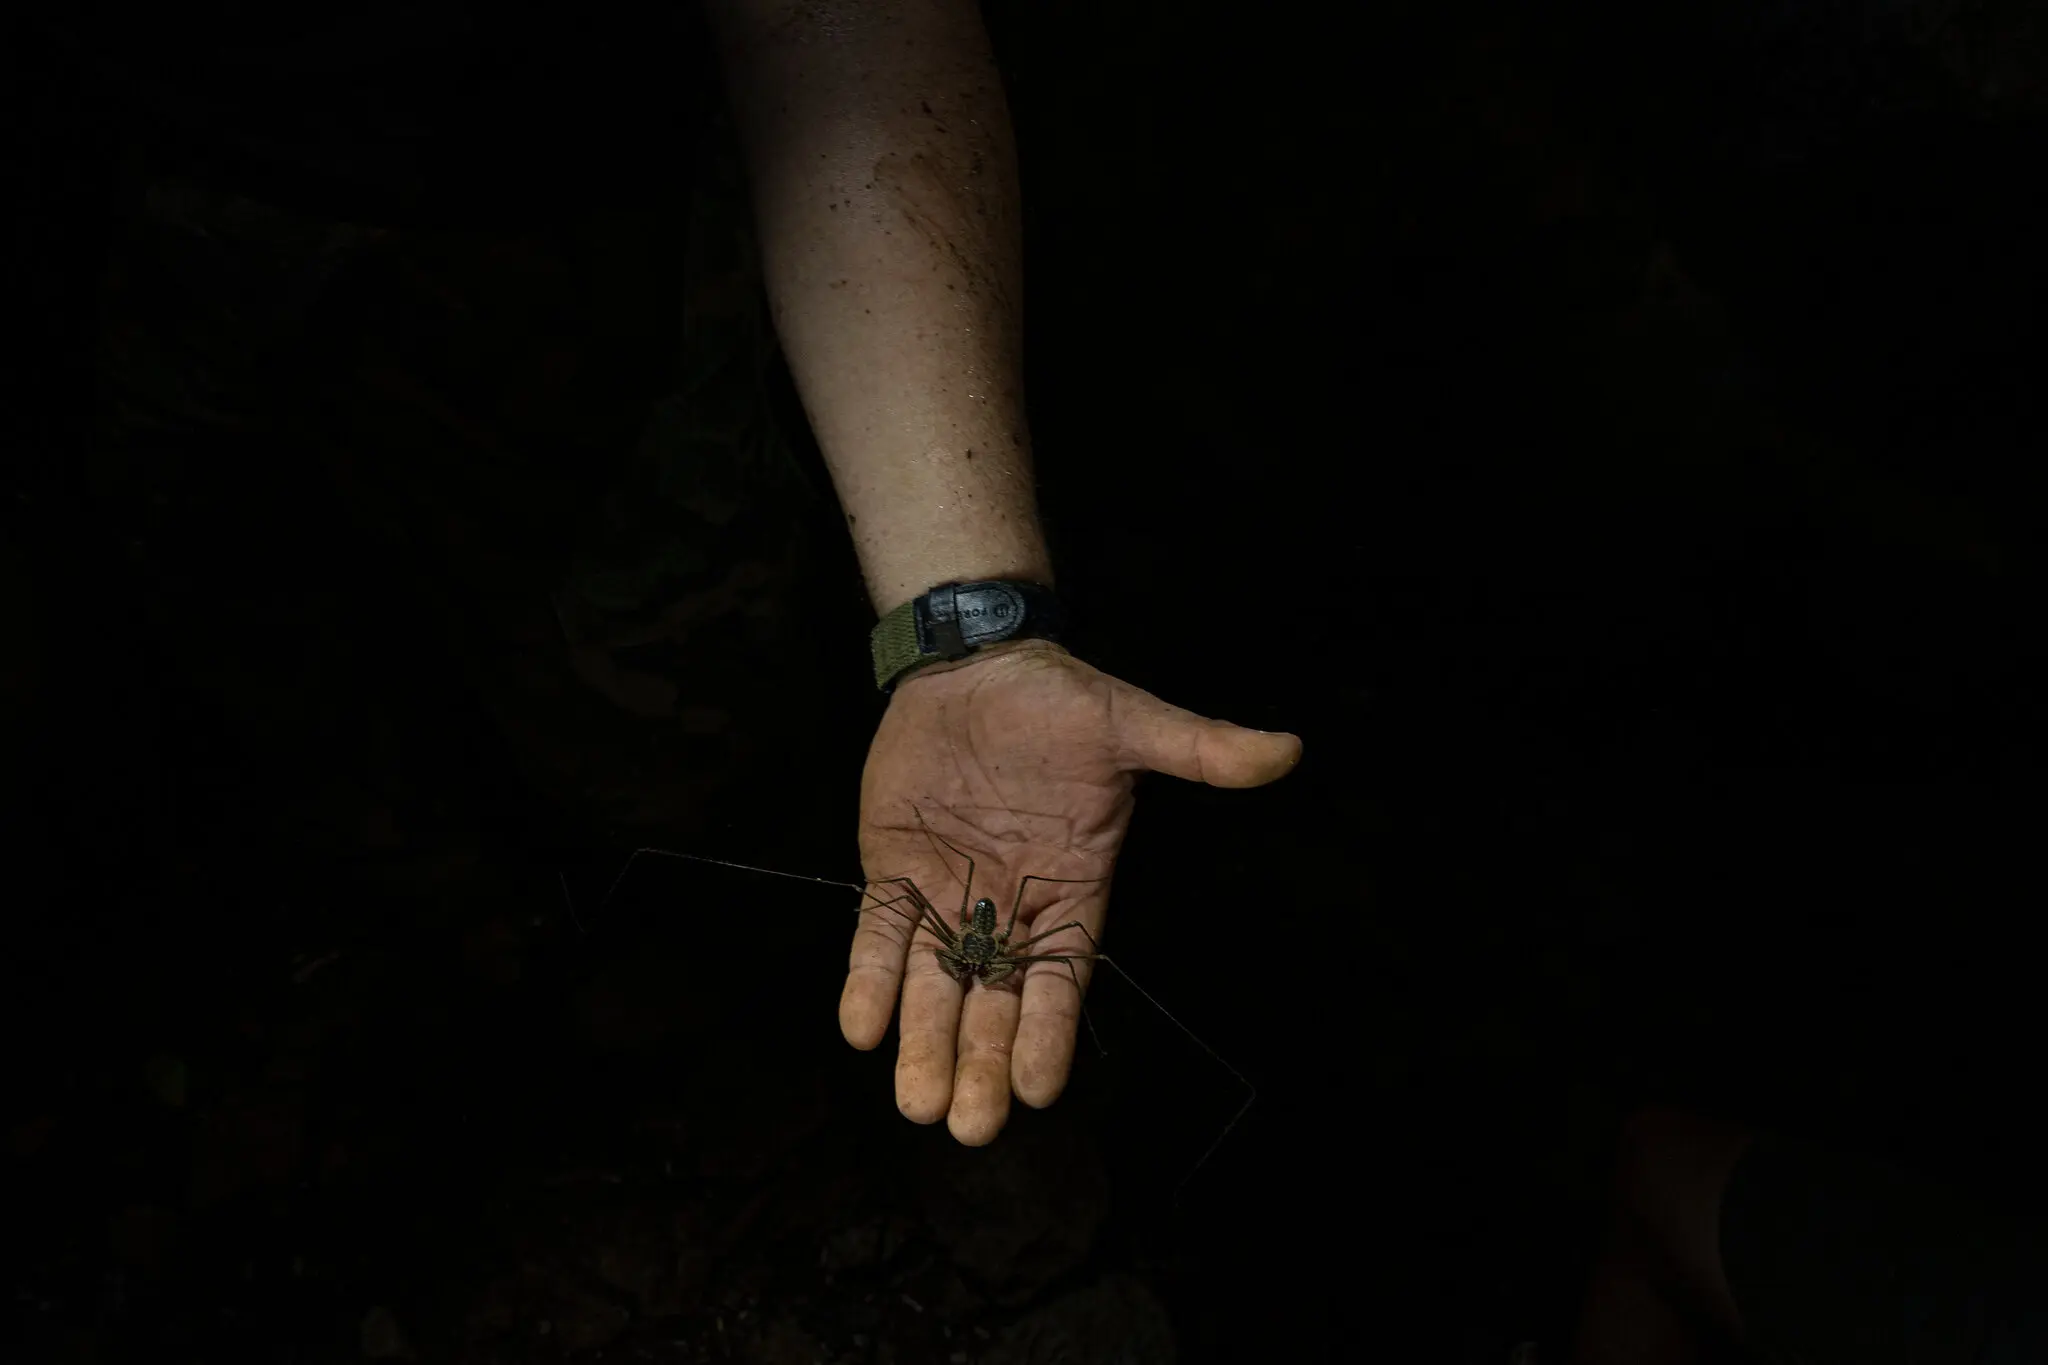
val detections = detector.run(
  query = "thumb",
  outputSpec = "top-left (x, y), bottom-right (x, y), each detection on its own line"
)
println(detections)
top-left (1112, 682), bottom-right (1304, 789)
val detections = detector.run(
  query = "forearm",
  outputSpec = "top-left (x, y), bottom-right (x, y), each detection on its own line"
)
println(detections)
top-left (710, 0), bottom-right (1050, 614)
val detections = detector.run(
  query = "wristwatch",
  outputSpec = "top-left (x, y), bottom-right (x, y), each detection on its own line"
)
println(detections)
top-left (869, 580), bottom-right (1068, 692)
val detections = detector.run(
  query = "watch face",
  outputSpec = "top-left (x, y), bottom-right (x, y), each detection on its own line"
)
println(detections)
top-left (886, 582), bottom-right (1061, 688)
top-left (917, 581), bottom-right (1028, 658)
top-left (959, 584), bottom-right (1025, 640)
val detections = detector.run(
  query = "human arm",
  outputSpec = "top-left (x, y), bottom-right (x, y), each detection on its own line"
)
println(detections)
top-left (709, 0), bottom-right (1303, 1144)
top-left (705, 0), bottom-right (1046, 609)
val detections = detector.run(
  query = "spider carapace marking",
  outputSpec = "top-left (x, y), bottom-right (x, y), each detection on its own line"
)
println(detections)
top-left (945, 895), bottom-right (1013, 984)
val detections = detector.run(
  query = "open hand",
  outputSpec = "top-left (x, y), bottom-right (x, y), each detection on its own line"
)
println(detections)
top-left (839, 640), bottom-right (1301, 1145)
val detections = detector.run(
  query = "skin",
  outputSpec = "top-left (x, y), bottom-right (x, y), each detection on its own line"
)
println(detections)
top-left (710, 0), bottom-right (1302, 1143)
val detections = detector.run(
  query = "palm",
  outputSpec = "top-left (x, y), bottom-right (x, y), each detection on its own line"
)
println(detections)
top-left (838, 641), bottom-right (1301, 1145)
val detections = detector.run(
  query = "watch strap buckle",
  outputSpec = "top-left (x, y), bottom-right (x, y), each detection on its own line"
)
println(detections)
top-left (873, 579), bottom-right (1065, 692)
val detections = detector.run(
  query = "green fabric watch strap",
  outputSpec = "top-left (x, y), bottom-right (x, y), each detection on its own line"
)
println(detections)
top-left (870, 597), bottom-right (926, 691)
top-left (869, 580), bottom-right (1067, 692)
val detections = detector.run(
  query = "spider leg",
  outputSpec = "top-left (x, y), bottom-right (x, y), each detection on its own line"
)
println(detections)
top-left (1000, 950), bottom-right (1096, 987)
top-left (911, 805), bottom-right (979, 933)
top-left (859, 875), bottom-right (974, 992)
top-left (592, 848), bottom-right (967, 978)
top-left (996, 950), bottom-right (1105, 1059)
top-left (1005, 917), bottom-right (1100, 955)
top-left (851, 883), bottom-right (927, 947)
top-left (1002, 874), bottom-right (1111, 941)
top-left (859, 878), bottom-right (928, 928)
top-left (865, 874), bottom-right (960, 950)
top-left (1009, 938), bottom-right (1258, 1200)
top-left (598, 847), bottom-right (872, 924)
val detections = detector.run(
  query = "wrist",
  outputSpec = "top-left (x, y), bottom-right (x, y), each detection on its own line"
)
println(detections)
top-left (867, 549), bottom-right (1054, 619)
top-left (868, 578), bottom-right (1068, 692)
top-left (892, 637), bottom-right (1068, 690)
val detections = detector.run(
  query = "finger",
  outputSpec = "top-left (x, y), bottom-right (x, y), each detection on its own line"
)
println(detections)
top-left (1112, 685), bottom-right (1303, 788)
top-left (893, 923), bottom-right (965, 1125)
top-left (1012, 906), bottom-right (1106, 1109)
top-left (948, 977), bottom-right (1021, 1146)
top-left (840, 887), bottom-right (919, 1051)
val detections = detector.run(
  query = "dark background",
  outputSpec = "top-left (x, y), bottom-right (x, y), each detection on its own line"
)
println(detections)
top-left (6, 1), bottom-right (2045, 1361)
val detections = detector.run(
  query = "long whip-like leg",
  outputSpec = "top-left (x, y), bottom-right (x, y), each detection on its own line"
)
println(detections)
top-left (866, 874), bottom-right (961, 952)
top-left (1002, 873), bottom-right (1111, 942)
top-left (599, 847), bottom-right (873, 922)
top-left (910, 805), bottom-right (980, 931)
top-left (1008, 923), bottom-right (1258, 1201)
top-left (587, 849), bottom-right (957, 952)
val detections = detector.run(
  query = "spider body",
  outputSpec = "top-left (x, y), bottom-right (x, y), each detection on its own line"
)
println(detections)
top-left (867, 865), bottom-right (1102, 995)
top-left (937, 895), bottom-right (1017, 985)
